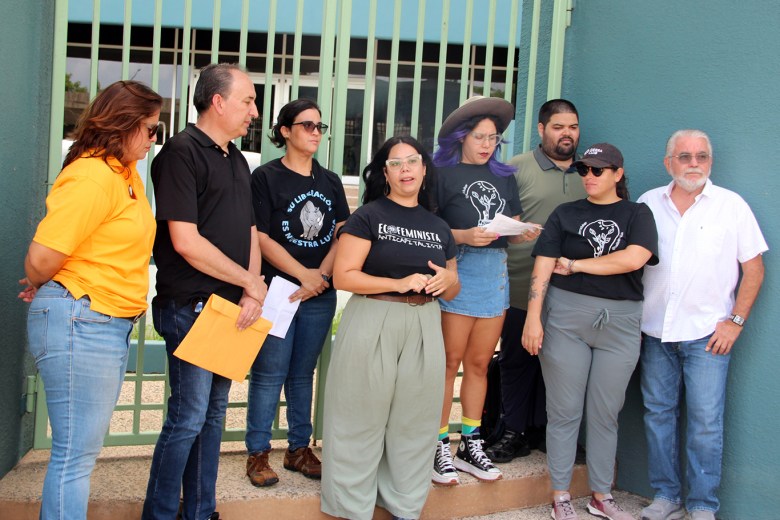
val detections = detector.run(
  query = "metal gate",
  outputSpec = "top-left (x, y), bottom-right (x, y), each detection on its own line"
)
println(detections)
top-left (33, 0), bottom-right (572, 448)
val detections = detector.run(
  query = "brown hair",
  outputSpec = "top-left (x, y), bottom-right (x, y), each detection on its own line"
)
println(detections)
top-left (63, 80), bottom-right (162, 170)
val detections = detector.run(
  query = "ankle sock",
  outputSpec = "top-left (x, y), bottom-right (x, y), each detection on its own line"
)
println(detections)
top-left (438, 426), bottom-right (449, 441)
top-left (462, 416), bottom-right (480, 436)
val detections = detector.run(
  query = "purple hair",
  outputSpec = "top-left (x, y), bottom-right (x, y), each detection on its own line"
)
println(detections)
top-left (432, 116), bottom-right (516, 177)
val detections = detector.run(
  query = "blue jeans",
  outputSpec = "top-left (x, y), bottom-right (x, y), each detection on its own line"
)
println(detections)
top-left (142, 300), bottom-right (232, 520)
top-left (640, 334), bottom-right (730, 513)
top-left (246, 290), bottom-right (336, 453)
top-left (27, 280), bottom-right (132, 520)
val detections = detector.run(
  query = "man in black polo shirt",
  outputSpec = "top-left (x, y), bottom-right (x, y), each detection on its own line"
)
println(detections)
top-left (142, 63), bottom-right (266, 520)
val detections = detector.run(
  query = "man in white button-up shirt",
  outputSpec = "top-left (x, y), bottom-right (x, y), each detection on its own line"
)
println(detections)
top-left (637, 129), bottom-right (767, 520)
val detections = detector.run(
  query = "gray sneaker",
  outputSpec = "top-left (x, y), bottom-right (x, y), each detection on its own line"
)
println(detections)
top-left (551, 493), bottom-right (580, 520)
top-left (587, 494), bottom-right (635, 520)
top-left (690, 511), bottom-right (716, 520)
top-left (640, 498), bottom-right (685, 520)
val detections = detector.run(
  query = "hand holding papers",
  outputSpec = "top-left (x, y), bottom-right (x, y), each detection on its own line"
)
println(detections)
top-left (262, 276), bottom-right (302, 339)
top-left (483, 213), bottom-right (543, 235)
top-left (174, 294), bottom-right (272, 381)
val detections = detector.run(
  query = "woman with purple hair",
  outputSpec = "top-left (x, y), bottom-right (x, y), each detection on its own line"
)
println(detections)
top-left (431, 96), bottom-right (540, 486)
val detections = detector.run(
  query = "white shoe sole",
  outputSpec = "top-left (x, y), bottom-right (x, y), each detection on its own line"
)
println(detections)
top-left (452, 457), bottom-right (502, 481)
top-left (639, 507), bottom-right (685, 520)
top-left (586, 502), bottom-right (635, 520)
top-left (431, 468), bottom-right (459, 486)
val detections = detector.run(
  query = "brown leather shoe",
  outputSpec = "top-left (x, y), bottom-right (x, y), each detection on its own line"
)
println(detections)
top-left (246, 449), bottom-right (279, 487)
top-left (283, 446), bottom-right (321, 479)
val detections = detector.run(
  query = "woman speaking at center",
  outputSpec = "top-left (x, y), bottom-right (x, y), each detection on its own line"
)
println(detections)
top-left (321, 136), bottom-right (460, 520)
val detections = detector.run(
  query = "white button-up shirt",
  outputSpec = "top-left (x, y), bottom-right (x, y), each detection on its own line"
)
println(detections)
top-left (638, 179), bottom-right (768, 342)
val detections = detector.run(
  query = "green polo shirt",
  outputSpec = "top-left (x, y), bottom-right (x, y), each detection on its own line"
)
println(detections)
top-left (507, 146), bottom-right (587, 309)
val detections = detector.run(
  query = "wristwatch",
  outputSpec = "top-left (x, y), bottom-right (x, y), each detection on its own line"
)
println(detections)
top-left (728, 314), bottom-right (745, 327)
top-left (321, 273), bottom-right (331, 283)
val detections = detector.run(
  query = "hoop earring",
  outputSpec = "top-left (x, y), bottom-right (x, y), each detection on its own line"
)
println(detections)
top-left (384, 183), bottom-right (390, 196)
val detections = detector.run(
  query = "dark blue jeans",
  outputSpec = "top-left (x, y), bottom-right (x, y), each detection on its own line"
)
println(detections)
top-left (245, 290), bottom-right (336, 453)
top-left (142, 300), bottom-right (231, 520)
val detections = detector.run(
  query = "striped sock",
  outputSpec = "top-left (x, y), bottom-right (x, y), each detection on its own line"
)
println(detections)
top-left (438, 426), bottom-right (449, 441)
top-left (462, 416), bottom-right (480, 436)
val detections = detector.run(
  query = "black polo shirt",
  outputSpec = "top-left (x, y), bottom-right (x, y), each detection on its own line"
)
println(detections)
top-left (152, 124), bottom-right (255, 304)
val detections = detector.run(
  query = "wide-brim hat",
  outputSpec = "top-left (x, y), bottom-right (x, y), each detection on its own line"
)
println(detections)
top-left (572, 142), bottom-right (624, 169)
top-left (438, 96), bottom-right (515, 139)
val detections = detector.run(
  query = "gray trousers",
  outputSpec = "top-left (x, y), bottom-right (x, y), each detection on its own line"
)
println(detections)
top-left (321, 295), bottom-right (445, 520)
top-left (539, 286), bottom-right (642, 493)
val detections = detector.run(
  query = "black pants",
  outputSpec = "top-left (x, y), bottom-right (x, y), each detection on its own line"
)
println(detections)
top-left (498, 306), bottom-right (547, 433)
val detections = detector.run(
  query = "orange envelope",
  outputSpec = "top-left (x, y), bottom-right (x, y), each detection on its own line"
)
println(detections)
top-left (173, 294), bottom-right (273, 382)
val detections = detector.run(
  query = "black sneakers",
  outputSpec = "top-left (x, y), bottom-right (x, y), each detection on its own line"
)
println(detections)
top-left (432, 437), bottom-right (460, 485)
top-left (453, 433), bottom-right (502, 481)
top-left (484, 428), bottom-right (531, 463)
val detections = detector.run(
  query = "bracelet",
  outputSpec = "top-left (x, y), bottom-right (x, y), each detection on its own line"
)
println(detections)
top-left (567, 259), bottom-right (576, 272)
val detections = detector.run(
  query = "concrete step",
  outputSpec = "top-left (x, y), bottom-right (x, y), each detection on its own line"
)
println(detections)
top-left (0, 438), bottom-right (589, 519)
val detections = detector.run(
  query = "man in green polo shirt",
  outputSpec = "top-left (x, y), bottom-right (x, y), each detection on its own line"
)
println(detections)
top-left (486, 99), bottom-right (586, 463)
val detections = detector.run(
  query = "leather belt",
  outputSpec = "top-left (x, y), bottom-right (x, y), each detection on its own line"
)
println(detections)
top-left (365, 293), bottom-right (436, 306)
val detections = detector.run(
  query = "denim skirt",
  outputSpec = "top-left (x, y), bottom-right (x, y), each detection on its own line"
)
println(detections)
top-left (439, 245), bottom-right (509, 318)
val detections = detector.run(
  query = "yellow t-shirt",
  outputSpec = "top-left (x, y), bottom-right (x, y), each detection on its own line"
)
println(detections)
top-left (33, 154), bottom-right (156, 317)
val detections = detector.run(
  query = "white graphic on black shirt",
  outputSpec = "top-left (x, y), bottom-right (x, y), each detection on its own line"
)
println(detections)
top-left (299, 200), bottom-right (325, 239)
top-left (282, 189), bottom-right (334, 248)
top-left (464, 180), bottom-right (506, 227)
top-left (579, 220), bottom-right (623, 257)
top-left (377, 223), bottom-right (444, 250)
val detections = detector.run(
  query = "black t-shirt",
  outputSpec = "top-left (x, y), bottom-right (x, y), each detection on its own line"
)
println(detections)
top-left (339, 197), bottom-right (458, 296)
top-left (533, 198), bottom-right (659, 301)
top-left (152, 124), bottom-right (255, 304)
top-left (251, 158), bottom-right (350, 286)
top-left (435, 163), bottom-right (523, 248)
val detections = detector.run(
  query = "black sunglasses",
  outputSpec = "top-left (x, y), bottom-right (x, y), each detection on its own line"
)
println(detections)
top-left (144, 121), bottom-right (163, 139)
top-left (291, 121), bottom-right (329, 134)
top-left (576, 164), bottom-right (616, 177)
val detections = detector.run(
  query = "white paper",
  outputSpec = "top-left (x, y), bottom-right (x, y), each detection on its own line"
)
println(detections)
top-left (263, 277), bottom-right (302, 339)
top-left (483, 213), bottom-right (543, 235)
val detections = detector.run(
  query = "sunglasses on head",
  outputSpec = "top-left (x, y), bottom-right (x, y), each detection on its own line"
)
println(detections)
top-left (576, 164), bottom-right (616, 177)
top-left (291, 121), bottom-right (329, 134)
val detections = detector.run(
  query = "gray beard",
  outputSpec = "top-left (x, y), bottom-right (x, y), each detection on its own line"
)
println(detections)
top-left (674, 175), bottom-right (707, 192)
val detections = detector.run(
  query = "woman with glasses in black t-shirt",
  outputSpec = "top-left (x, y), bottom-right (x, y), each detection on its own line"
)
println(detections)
top-left (321, 136), bottom-right (460, 520)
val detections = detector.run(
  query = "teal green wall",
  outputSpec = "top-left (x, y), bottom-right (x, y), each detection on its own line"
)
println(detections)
top-left (0, 1), bottom-right (54, 477)
top-left (560, 2), bottom-right (779, 518)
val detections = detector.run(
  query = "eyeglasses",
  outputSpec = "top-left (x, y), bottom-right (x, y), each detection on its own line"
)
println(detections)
top-left (576, 164), bottom-right (616, 177)
top-left (670, 152), bottom-right (710, 164)
top-left (143, 122), bottom-right (163, 139)
top-left (385, 154), bottom-right (423, 171)
top-left (469, 132), bottom-right (503, 146)
top-left (291, 121), bottom-right (329, 134)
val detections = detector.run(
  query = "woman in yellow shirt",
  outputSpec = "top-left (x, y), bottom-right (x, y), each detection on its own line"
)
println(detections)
top-left (18, 80), bottom-right (161, 520)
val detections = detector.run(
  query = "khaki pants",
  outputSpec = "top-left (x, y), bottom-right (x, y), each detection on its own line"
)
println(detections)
top-left (321, 295), bottom-right (445, 520)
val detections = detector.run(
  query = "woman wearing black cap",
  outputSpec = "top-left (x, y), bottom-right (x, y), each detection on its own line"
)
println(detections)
top-left (522, 143), bottom-right (658, 520)
top-left (431, 96), bottom-right (540, 486)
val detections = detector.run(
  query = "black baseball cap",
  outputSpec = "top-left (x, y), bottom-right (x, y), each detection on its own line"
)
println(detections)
top-left (572, 142), bottom-right (624, 169)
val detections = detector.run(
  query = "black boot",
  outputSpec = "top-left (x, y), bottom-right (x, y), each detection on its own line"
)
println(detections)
top-left (483, 428), bottom-right (530, 463)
